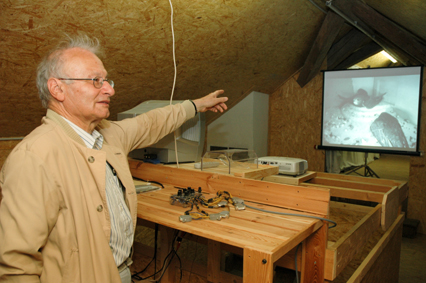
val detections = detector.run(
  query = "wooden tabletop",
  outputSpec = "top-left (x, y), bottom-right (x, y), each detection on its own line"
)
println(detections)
top-left (137, 185), bottom-right (323, 257)
top-left (130, 160), bottom-right (329, 282)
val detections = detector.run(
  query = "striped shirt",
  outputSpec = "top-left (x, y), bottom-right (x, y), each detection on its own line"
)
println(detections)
top-left (61, 117), bottom-right (133, 267)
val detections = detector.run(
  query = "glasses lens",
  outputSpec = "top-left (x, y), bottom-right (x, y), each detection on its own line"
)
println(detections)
top-left (93, 77), bottom-right (103, 88)
top-left (92, 77), bottom-right (113, 89)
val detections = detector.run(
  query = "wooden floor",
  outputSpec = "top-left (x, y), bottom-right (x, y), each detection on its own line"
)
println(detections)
top-left (346, 153), bottom-right (410, 181)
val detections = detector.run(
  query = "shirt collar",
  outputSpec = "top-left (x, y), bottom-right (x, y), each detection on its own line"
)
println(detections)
top-left (60, 116), bottom-right (104, 150)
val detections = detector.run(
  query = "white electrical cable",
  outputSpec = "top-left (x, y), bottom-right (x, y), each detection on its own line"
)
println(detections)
top-left (245, 203), bottom-right (337, 228)
top-left (167, 0), bottom-right (180, 168)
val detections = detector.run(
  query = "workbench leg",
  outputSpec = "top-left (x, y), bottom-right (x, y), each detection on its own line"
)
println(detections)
top-left (207, 240), bottom-right (221, 283)
top-left (243, 248), bottom-right (273, 283)
top-left (301, 222), bottom-right (327, 283)
top-left (159, 225), bottom-right (177, 283)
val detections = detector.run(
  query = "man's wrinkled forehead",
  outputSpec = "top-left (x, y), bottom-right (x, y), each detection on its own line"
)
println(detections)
top-left (61, 47), bottom-right (106, 77)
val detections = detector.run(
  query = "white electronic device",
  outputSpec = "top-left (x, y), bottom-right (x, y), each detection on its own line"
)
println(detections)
top-left (257, 156), bottom-right (308, 176)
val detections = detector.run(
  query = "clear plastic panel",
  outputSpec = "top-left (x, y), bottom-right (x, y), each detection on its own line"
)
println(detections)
top-left (200, 149), bottom-right (258, 173)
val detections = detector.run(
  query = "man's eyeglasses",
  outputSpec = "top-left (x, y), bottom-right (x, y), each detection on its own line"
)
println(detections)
top-left (58, 77), bottom-right (114, 89)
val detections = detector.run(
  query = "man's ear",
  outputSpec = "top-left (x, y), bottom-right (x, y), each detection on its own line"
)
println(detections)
top-left (47, 78), bottom-right (65, 102)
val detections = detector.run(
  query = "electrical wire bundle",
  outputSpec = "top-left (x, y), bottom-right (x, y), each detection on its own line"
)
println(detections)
top-left (185, 190), bottom-right (234, 220)
top-left (171, 188), bottom-right (239, 221)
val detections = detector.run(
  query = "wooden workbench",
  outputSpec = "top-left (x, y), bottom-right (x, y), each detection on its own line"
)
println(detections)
top-left (129, 160), bottom-right (331, 283)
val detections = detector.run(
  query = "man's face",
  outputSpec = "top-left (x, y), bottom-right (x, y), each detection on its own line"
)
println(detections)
top-left (60, 48), bottom-right (115, 129)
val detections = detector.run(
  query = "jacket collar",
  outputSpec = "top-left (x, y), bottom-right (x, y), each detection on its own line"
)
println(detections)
top-left (45, 109), bottom-right (87, 147)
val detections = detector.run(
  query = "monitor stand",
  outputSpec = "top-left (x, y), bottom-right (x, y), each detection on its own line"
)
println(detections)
top-left (343, 152), bottom-right (380, 178)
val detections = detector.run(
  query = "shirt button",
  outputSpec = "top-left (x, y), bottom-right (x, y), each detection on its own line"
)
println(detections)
top-left (97, 205), bottom-right (103, 212)
top-left (88, 156), bottom-right (95, 163)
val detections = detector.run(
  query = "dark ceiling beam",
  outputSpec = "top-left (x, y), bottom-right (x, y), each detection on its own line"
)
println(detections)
top-left (334, 41), bottom-right (383, 70)
top-left (297, 11), bottom-right (344, 88)
top-left (326, 0), bottom-right (425, 66)
top-left (327, 28), bottom-right (371, 70)
top-left (350, 1), bottom-right (426, 66)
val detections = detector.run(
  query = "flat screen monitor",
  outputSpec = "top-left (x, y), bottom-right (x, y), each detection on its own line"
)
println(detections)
top-left (319, 66), bottom-right (423, 156)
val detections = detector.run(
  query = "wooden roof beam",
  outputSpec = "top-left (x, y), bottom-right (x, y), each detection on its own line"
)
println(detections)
top-left (326, 0), bottom-right (426, 66)
top-left (350, 1), bottom-right (426, 66)
top-left (334, 41), bottom-right (383, 70)
top-left (297, 11), bottom-right (344, 88)
top-left (327, 28), bottom-right (371, 70)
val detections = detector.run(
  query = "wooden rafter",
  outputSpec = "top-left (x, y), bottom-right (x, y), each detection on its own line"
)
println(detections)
top-left (327, 0), bottom-right (425, 66)
top-left (327, 29), bottom-right (371, 70)
top-left (297, 10), bottom-right (345, 88)
top-left (350, 1), bottom-right (426, 66)
top-left (334, 41), bottom-right (382, 70)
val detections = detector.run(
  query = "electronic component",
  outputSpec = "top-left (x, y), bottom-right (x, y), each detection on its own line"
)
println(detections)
top-left (170, 187), bottom-right (244, 222)
top-left (234, 203), bottom-right (246, 211)
top-left (179, 215), bottom-right (192, 223)
top-left (257, 156), bottom-right (308, 176)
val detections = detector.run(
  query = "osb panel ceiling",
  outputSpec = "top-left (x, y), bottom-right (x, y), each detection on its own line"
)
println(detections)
top-left (1, 0), bottom-right (425, 137)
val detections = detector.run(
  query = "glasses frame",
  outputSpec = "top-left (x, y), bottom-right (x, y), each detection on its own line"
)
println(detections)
top-left (57, 77), bottom-right (114, 89)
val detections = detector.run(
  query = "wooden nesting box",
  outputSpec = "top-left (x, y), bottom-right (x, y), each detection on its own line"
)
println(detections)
top-left (263, 172), bottom-right (407, 283)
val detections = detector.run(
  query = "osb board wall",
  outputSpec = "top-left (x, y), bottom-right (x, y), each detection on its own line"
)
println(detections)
top-left (269, 67), bottom-right (426, 234)
top-left (268, 71), bottom-right (325, 172)
top-left (0, 0), bottom-right (325, 137)
top-left (408, 67), bottom-right (426, 234)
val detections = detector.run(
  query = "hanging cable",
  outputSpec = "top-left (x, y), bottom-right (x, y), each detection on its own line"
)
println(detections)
top-left (294, 242), bottom-right (302, 283)
top-left (166, 0), bottom-right (181, 168)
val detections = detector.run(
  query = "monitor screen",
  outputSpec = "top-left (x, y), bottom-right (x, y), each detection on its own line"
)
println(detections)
top-left (319, 66), bottom-right (423, 156)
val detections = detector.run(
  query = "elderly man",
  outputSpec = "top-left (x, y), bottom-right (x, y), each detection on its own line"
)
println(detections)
top-left (0, 35), bottom-right (227, 283)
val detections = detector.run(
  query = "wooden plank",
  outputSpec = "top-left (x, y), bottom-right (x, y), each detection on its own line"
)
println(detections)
top-left (398, 182), bottom-right (409, 205)
top-left (207, 240), bottom-right (221, 283)
top-left (301, 222), bottom-right (327, 283)
top-left (130, 160), bottom-right (330, 216)
top-left (351, 0), bottom-right (426, 65)
top-left (346, 213), bottom-right (404, 283)
top-left (158, 225), bottom-right (176, 283)
top-left (297, 10), bottom-right (345, 88)
top-left (243, 248), bottom-right (273, 283)
top-left (327, 28), bottom-right (372, 70)
top-left (270, 220), bottom-right (324, 264)
top-left (334, 41), bottom-right (383, 70)
top-left (326, 204), bottom-right (381, 280)
top-left (261, 171), bottom-right (316, 186)
top-left (303, 183), bottom-right (385, 203)
top-left (173, 161), bottom-right (279, 179)
top-left (140, 189), bottom-right (321, 234)
top-left (234, 165), bottom-right (279, 179)
top-left (137, 190), bottom-right (322, 253)
top-left (274, 246), bottom-right (302, 271)
top-left (314, 172), bottom-right (406, 187)
top-left (326, 0), bottom-right (414, 65)
top-left (329, 200), bottom-right (373, 214)
top-left (381, 186), bottom-right (399, 231)
top-left (308, 176), bottom-right (393, 193)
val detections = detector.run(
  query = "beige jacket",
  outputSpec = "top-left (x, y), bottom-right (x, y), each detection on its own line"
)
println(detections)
top-left (0, 101), bottom-right (195, 283)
